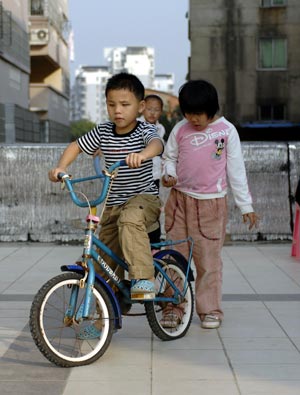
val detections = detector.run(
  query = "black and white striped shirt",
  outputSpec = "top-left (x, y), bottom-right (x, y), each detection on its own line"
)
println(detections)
top-left (77, 121), bottom-right (162, 206)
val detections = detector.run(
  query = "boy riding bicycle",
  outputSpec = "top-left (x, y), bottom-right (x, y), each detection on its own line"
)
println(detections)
top-left (49, 72), bottom-right (164, 301)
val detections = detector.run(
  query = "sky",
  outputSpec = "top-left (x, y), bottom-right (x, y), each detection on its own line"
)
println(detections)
top-left (68, 0), bottom-right (190, 93)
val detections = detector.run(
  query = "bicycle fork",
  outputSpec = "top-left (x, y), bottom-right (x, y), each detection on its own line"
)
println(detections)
top-left (65, 212), bottom-right (99, 322)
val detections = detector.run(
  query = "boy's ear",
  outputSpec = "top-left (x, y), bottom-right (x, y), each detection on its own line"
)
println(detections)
top-left (138, 100), bottom-right (146, 114)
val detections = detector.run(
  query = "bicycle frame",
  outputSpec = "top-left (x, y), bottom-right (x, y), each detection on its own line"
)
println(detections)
top-left (59, 160), bottom-right (194, 330)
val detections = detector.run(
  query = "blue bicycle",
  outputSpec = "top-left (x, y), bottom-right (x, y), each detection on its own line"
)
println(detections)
top-left (30, 160), bottom-right (194, 367)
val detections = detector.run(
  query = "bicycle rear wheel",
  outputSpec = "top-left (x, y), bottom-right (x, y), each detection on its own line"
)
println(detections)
top-left (145, 257), bottom-right (194, 341)
top-left (30, 272), bottom-right (114, 367)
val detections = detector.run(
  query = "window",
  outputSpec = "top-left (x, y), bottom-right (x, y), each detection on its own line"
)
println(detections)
top-left (30, 0), bottom-right (44, 16)
top-left (259, 38), bottom-right (287, 69)
top-left (261, 0), bottom-right (286, 7)
top-left (258, 105), bottom-right (285, 121)
top-left (9, 69), bottom-right (21, 90)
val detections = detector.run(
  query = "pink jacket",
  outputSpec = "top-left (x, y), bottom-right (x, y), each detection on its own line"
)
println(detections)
top-left (163, 117), bottom-right (253, 214)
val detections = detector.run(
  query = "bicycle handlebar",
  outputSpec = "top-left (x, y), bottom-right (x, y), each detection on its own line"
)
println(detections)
top-left (57, 159), bottom-right (126, 208)
top-left (93, 155), bottom-right (103, 176)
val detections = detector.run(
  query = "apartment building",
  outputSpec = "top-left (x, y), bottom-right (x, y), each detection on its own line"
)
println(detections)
top-left (153, 73), bottom-right (175, 95)
top-left (0, 0), bottom-right (39, 142)
top-left (71, 46), bottom-right (159, 125)
top-left (70, 66), bottom-right (110, 124)
top-left (188, 0), bottom-right (300, 139)
top-left (29, 0), bottom-right (70, 142)
top-left (0, 0), bottom-right (70, 143)
top-left (104, 46), bottom-right (155, 89)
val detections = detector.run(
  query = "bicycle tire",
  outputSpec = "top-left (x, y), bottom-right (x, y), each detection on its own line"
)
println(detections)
top-left (145, 256), bottom-right (194, 341)
top-left (30, 272), bottom-right (114, 367)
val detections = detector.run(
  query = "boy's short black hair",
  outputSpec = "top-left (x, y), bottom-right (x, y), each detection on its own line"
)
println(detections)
top-left (178, 80), bottom-right (219, 119)
top-left (144, 94), bottom-right (164, 109)
top-left (105, 72), bottom-right (145, 101)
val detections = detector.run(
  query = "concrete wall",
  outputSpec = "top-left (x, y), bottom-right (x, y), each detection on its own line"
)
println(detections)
top-left (188, 0), bottom-right (300, 125)
top-left (0, 143), bottom-right (299, 242)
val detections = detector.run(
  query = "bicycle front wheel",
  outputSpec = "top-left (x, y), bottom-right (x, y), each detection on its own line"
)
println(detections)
top-left (30, 272), bottom-right (114, 367)
top-left (145, 257), bottom-right (194, 341)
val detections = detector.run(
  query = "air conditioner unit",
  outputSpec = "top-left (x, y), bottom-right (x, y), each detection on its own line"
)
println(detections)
top-left (30, 29), bottom-right (49, 45)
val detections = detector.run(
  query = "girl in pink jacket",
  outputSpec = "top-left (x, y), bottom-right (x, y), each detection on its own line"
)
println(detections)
top-left (161, 80), bottom-right (259, 329)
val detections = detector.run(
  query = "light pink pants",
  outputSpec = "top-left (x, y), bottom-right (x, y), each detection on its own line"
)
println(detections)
top-left (164, 189), bottom-right (227, 320)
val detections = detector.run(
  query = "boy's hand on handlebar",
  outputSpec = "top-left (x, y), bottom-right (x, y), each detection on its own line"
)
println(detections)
top-left (48, 168), bottom-right (67, 182)
top-left (162, 175), bottom-right (177, 188)
top-left (125, 152), bottom-right (145, 168)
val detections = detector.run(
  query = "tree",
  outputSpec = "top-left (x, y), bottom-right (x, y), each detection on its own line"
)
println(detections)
top-left (70, 119), bottom-right (96, 140)
top-left (159, 106), bottom-right (183, 141)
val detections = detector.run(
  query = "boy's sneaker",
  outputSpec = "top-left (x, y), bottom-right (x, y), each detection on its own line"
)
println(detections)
top-left (130, 279), bottom-right (155, 300)
top-left (201, 314), bottom-right (221, 329)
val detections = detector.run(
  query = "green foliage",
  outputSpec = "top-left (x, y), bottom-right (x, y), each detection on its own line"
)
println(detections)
top-left (159, 106), bottom-right (183, 142)
top-left (70, 119), bottom-right (96, 140)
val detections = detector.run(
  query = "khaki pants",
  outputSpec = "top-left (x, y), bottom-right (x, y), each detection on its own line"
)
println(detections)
top-left (165, 189), bottom-right (227, 320)
top-left (98, 194), bottom-right (161, 280)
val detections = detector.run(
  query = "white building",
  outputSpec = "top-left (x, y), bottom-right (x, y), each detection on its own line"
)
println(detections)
top-left (70, 66), bottom-right (111, 124)
top-left (153, 74), bottom-right (175, 95)
top-left (104, 46), bottom-right (155, 89)
top-left (70, 46), bottom-right (176, 124)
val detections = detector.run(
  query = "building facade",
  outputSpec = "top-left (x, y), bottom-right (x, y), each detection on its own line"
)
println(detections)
top-left (70, 66), bottom-right (110, 124)
top-left (71, 46), bottom-right (159, 125)
top-left (188, 0), bottom-right (300, 139)
top-left (0, 0), bottom-right (71, 143)
top-left (0, 0), bottom-right (39, 142)
top-left (29, 0), bottom-right (70, 142)
top-left (153, 74), bottom-right (175, 95)
top-left (104, 46), bottom-right (155, 89)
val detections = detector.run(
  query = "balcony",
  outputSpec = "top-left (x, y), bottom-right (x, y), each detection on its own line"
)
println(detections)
top-left (30, 83), bottom-right (69, 125)
top-left (29, 22), bottom-right (69, 71)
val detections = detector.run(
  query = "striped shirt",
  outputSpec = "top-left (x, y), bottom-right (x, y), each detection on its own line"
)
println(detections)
top-left (77, 121), bottom-right (162, 206)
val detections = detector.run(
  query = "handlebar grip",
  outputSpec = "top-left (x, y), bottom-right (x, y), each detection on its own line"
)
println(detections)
top-left (94, 158), bottom-right (126, 175)
top-left (57, 172), bottom-right (69, 180)
top-left (107, 159), bottom-right (127, 172)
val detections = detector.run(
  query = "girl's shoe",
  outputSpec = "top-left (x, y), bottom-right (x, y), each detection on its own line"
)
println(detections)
top-left (201, 314), bottom-right (221, 329)
top-left (160, 312), bottom-right (181, 328)
top-left (130, 279), bottom-right (155, 300)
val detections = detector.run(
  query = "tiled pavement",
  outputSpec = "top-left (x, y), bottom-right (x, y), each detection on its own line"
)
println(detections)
top-left (0, 242), bottom-right (300, 395)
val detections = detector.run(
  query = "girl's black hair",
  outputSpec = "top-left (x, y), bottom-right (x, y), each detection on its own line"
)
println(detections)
top-left (178, 80), bottom-right (219, 118)
top-left (105, 72), bottom-right (145, 101)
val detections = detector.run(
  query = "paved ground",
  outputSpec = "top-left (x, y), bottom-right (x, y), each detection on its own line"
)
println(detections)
top-left (1, 242), bottom-right (300, 395)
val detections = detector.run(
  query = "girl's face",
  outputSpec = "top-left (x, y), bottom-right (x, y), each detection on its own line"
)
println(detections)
top-left (185, 112), bottom-right (216, 131)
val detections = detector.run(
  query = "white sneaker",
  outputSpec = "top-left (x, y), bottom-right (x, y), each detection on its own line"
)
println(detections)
top-left (201, 314), bottom-right (221, 329)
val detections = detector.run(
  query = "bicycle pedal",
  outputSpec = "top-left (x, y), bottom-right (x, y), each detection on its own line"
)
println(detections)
top-left (130, 292), bottom-right (155, 300)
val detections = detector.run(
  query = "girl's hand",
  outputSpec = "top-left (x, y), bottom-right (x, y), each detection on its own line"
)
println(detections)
top-left (243, 212), bottom-right (260, 230)
top-left (162, 175), bottom-right (177, 188)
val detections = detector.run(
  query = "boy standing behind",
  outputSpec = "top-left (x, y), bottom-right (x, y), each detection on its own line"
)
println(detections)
top-left (139, 94), bottom-right (166, 243)
top-left (49, 73), bottom-right (164, 301)
top-left (140, 94), bottom-right (166, 190)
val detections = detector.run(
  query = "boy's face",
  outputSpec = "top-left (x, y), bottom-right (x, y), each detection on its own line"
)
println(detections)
top-left (106, 89), bottom-right (145, 134)
top-left (185, 112), bottom-right (214, 131)
top-left (143, 98), bottom-right (162, 124)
